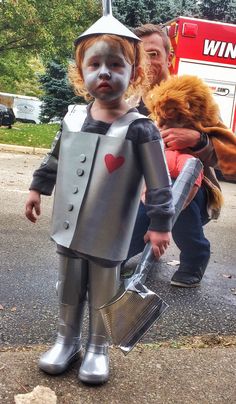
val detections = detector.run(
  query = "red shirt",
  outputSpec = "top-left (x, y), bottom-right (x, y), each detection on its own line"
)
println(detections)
top-left (165, 149), bottom-right (203, 187)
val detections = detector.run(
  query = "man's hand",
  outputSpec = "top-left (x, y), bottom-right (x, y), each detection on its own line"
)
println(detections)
top-left (144, 230), bottom-right (171, 259)
top-left (25, 190), bottom-right (41, 223)
top-left (160, 127), bottom-right (201, 150)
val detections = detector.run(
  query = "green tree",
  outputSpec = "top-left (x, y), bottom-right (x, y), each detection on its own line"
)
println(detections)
top-left (199, 0), bottom-right (236, 23)
top-left (0, 0), bottom-right (100, 62)
top-left (154, 0), bottom-right (181, 24)
top-left (0, 52), bottom-right (44, 96)
top-left (113, 0), bottom-right (151, 27)
top-left (113, 0), bottom-right (235, 26)
top-left (39, 61), bottom-right (84, 122)
top-left (0, 0), bottom-right (100, 97)
top-left (112, 0), bottom-right (199, 27)
top-left (0, 0), bottom-right (46, 55)
top-left (178, 0), bottom-right (201, 17)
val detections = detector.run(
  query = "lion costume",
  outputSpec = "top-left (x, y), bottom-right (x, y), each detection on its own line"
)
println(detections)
top-left (146, 75), bottom-right (236, 179)
top-left (145, 75), bottom-right (236, 214)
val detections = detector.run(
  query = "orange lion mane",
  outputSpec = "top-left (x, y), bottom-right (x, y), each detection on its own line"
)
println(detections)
top-left (145, 74), bottom-right (236, 184)
top-left (145, 74), bottom-right (220, 131)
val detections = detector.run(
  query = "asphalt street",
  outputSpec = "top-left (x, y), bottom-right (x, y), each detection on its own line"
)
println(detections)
top-left (0, 151), bottom-right (236, 348)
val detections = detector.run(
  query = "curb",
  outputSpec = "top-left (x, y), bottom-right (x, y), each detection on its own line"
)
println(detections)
top-left (0, 143), bottom-right (49, 155)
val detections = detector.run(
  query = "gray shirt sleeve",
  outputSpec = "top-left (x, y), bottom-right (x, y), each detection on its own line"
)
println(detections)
top-left (29, 129), bottom-right (61, 195)
top-left (145, 187), bottom-right (174, 232)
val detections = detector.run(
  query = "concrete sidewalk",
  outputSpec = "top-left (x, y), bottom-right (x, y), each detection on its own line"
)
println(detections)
top-left (1, 338), bottom-right (236, 404)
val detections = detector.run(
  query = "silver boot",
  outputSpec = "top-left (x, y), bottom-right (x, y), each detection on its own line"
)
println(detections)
top-left (39, 256), bottom-right (88, 375)
top-left (78, 263), bottom-right (120, 384)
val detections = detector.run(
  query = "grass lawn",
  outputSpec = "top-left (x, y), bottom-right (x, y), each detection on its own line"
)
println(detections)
top-left (0, 122), bottom-right (60, 148)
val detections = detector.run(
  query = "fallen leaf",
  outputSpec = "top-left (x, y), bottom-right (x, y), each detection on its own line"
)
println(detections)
top-left (222, 274), bottom-right (232, 278)
top-left (14, 385), bottom-right (57, 404)
top-left (10, 307), bottom-right (17, 312)
top-left (0, 304), bottom-right (4, 310)
top-left (167, 260), bottom-right (180, 266)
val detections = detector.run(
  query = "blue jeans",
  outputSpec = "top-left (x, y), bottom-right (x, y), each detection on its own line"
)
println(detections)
top-left (127, 186), bottom-right (210, 270)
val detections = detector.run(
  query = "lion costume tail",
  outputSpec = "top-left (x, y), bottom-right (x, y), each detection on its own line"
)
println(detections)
top-left (200, 123), bottom-right (236, 182)
top-left (202, 176), bottom-right (224, 216)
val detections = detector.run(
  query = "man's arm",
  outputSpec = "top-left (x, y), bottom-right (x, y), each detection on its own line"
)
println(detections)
top-left (160, 127), bottom-right (218, 167)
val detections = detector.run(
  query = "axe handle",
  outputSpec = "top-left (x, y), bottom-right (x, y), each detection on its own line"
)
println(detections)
top-left (128, 157), bottom-right (203, 285)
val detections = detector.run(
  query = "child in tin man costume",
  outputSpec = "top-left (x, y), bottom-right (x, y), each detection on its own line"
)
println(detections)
top-left (25, 0), bottom-right (174, 385)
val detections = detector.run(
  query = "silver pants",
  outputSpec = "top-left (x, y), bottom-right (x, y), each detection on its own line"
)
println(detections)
top-left (39, 253), bottom-right (120, 384)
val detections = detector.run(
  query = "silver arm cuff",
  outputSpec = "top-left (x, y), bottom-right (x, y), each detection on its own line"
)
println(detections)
top-left (138, 140), bottom-right (171, 189)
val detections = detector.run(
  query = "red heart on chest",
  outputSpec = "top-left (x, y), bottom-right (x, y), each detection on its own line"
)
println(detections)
top-left (104, 154), bottom-right (125, 173)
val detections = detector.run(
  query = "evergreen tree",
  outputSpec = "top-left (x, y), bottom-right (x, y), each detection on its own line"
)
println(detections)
top-left (180, 0), bottom-right (201, 18)
top-left (113, 0), bottom-right (157, 27)
top-left (154, 0), bottom-right (180, 24)
top-left (199, 0), bottom-right (236, 23)
top-left (112, 0), bottom-right (200, 27)
top-left (39, 61), bottom-right (84, 123)
top-left (113, 0), bottom-right (235, 26)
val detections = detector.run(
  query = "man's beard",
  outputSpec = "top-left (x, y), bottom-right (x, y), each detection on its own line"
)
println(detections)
top-left (148, 66), bottom-right (164, 88)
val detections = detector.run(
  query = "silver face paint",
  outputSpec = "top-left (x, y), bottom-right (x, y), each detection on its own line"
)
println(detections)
top-left (82, 41), bottom-right (133, 101)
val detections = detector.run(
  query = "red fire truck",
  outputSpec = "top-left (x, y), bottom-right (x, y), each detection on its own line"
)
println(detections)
top-left (164, 16), bottom-right (236, 133)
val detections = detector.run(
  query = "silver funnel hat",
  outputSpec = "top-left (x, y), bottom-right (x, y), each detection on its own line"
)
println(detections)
top-left (75, 0), bottom-right (140, 45)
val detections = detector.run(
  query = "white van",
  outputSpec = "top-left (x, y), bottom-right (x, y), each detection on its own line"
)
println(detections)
top-left (0, 92), bottom-right (42, 124)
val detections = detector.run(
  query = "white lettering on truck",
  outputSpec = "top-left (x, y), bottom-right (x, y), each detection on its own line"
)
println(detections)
top-left (203, 39), bottom-right (236, 59)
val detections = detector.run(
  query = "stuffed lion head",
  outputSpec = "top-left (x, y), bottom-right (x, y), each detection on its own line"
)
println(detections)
top-left (145, 75), bottom-right (220, 131)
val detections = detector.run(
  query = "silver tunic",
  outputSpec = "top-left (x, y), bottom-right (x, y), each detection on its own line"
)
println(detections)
top-left (51, 106), bottom-right (171, 262)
